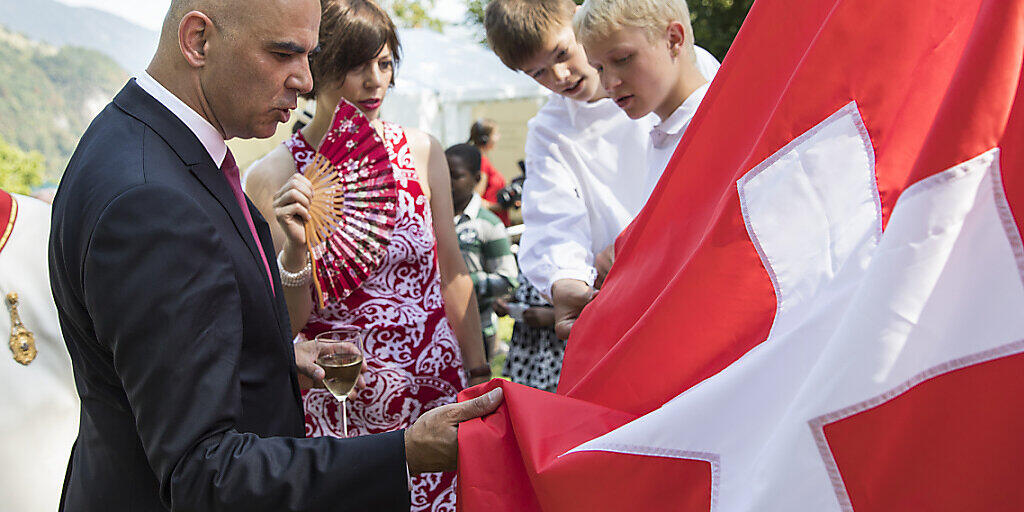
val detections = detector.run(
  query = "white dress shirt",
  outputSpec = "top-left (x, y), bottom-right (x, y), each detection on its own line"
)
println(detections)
top-left (644, 82), bottom-right (712, 200)
top-left (134, 71), bottom-right (227, 167)
top-left (519, 46), bottom-right (720, 298)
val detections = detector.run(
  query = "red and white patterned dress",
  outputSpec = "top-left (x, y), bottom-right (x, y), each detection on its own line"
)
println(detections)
top-left (285, 122), bottom-right (466, 511)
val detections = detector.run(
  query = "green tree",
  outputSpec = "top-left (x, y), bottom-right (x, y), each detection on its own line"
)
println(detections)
top-left (0, 27), bottom-right (126, 182)
top-left (689, 0), bottom-right (754, 61)
top-left (462, 0), bottom-right (752, 59)
top-left (464, 0), bottom-right (486, 30)
top-left (0, 135), bottom-right (46, 196)
top-left (388, 0), bottom-right (445, 31)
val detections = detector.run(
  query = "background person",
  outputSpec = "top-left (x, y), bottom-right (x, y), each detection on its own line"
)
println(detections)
top-left (244, 1), bottom-right (491, 509)
top-left (0, 190), bottom-right (78, 512)
top-left (495, 272), bottom-right (562, 392)
top-left (48, 0), bottom-right (501, 510)
top-left (446, 143), bottom-right (519, 361)
top-left (468, 118), bottom-right (511, 225)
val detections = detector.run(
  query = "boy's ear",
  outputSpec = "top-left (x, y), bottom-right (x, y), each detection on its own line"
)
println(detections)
top-left (665, 20), bottom-right (687, 58)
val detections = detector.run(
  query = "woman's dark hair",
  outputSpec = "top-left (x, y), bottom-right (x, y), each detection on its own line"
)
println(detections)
top-left (301, 0), bottom-right (402, 100)
top-left (468, 118), bottom-right (497, 148)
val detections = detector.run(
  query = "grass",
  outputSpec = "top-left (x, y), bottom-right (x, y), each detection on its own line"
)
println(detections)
top-left (489, 315), bottom-right (515, 380)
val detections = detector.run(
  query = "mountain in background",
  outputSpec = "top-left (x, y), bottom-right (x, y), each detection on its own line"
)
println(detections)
top-left (0, 25), bottom-right (127, 180)
top-left (0, 0), bottom-right (158, 73)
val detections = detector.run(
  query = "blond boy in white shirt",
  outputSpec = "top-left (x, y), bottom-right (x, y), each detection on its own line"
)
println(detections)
top-left (576, 0), bottom-right (714, 204)
top-left (484, 0), bottom-right (719, 340)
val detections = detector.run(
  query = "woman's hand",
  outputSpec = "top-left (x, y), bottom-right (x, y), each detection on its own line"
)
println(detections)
top-left (294, 339), bottom-right (368, 399)
top-left (273, 174), bottom-right (313, 253)
top-left (294, 339), bottom-right (325, 381)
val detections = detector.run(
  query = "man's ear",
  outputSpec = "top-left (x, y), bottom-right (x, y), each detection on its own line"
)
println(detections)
top-left (179, 11), bottom-right (213, 68)
top-left (666, 21), bottom-right (687, 58)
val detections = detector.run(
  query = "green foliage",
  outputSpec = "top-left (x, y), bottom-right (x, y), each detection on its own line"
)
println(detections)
top-left (464, 0), bottom-right (486, 30)
top-left (689, 0), bottom-right (754, 61)
top-left (389, 0), bottom-right (445, 32)
top-left (0, 134), bottom-right (45, 195)
top-left (0, 27), bottom-right (126, 181)
top-left (461, 0), bottom-right (488, 44)
top-left (462, 0), bottom-right (751, 58)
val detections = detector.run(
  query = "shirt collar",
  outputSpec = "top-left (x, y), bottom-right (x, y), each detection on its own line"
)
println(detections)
top-left (459, 194), bottom-right (483, 221)
top-left (563, 94), bottom-right (585, 127)
top-left (650, 82), bottom-right (712, 149)
top-left (135, 71), bottom-right (228, 167)
top-left (564, 94), bottom-right (616, 128)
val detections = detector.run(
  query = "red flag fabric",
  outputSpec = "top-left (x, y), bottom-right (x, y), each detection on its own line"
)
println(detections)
top-left (458, 0), bottom-right (1024, 510)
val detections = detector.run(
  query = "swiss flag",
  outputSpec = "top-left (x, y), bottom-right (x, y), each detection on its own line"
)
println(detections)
top-left (458, 0), bottom-right (1024, 510)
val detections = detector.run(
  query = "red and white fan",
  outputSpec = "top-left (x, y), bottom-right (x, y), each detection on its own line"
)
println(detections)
top-left (300, 98), bottom-right (397, 309)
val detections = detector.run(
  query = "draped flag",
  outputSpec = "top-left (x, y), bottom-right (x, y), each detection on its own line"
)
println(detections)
top-left (457, 0), bottom-right (1024, 510)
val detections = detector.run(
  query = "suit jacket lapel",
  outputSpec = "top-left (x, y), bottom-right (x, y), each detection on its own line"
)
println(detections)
top-left (188, 162), bottom-right (274, 297)
top-left (248, 199), bottom-right (293, 335)
top-left (248, 202), bottom-right (301, 398)
top-left (114, 79), bottom-right (283, 320)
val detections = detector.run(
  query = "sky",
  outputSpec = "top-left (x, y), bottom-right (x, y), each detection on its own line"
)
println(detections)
top-left (57, 0), bottom-right (170, 30)
top-left (55, 0), bottom-right (469, 32)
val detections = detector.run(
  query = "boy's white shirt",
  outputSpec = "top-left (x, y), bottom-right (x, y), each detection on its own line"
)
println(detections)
top-left (519, 46), bottom-right (720, 298)
top-left (644, 81), bottom-right (712, 200)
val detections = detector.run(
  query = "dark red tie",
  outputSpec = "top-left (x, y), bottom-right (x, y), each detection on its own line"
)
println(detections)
top-left (222, 149), bottom-right (275, 294)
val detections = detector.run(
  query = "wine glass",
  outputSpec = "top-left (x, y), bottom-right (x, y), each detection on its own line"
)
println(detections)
top-left (315, 326), bottom-right (366, 437)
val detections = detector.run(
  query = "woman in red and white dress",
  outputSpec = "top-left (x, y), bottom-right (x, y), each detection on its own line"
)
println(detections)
top-left (245, 1), bottom-right (490, 509)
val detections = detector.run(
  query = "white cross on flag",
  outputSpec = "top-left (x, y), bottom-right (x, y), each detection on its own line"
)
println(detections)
top-left (457, 0), bottom-right (1024, 510)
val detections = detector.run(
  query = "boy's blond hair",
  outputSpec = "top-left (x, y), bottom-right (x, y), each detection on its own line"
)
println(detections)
top-left (574, 0), bottom-right (696, 61)
top-left (484, 0), bottom-right (578, 70)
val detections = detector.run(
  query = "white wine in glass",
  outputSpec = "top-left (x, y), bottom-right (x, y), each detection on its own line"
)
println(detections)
top-left (320, 352), bottom-right (362, 399)
top-left (315, 327), bottom-right (365, 437)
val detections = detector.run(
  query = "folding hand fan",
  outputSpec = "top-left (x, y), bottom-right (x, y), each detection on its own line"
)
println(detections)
top-left (301, 99), bottom-right (397, 309)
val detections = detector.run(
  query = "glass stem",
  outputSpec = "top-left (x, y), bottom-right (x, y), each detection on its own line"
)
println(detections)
top-left (340, 397), bottom-right (348, 438)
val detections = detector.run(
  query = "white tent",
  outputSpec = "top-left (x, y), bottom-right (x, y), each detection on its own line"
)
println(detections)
top-left (380, 28), bottom-right (549, 147)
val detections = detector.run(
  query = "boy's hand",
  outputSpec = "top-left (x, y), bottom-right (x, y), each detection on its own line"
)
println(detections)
top-left (594, 243), bottom-right (615, 289)
top-left (551, 279), bottom-right (598, 340)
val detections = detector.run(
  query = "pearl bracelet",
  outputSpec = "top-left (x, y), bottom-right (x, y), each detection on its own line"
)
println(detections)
top-left (277, 251), bottom-right (312, 287)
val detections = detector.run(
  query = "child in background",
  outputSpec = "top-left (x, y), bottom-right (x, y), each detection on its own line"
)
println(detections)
top-left (484, 0), bottom-right (720, 339)
top-left (446, 144), bottom-right (519, 360)
top-left (468, 119), bottom-right (511, 225)
top-left (575, 0), bottom-right (713, 200)
top-left (496, 273), bottom-right (562, 392)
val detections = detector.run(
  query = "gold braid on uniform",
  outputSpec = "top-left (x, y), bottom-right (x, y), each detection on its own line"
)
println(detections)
top-left (7, 292), bottom-right (36, 365)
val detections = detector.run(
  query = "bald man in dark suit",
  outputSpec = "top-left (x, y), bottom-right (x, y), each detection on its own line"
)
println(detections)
top-left (49, 1), bottom-right (501, 510)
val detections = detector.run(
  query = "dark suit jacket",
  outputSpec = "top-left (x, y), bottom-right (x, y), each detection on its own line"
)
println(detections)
top-left (49, 80), bottom-right (410, 511)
